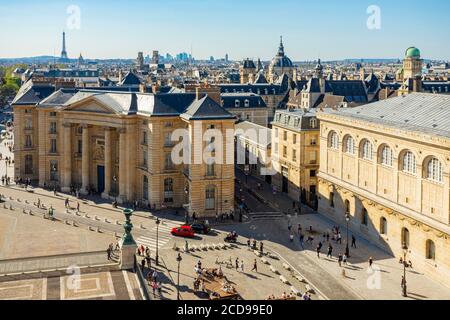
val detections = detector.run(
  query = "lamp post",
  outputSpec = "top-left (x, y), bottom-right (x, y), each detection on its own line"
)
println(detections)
top-left (155, 218), bottom-right (160, 266)
top-left (345, 213), bottom-right (350, 257)
top-left (113, 176), bottom-right (118, 202)
top-left (176, 253), bottom-right (182, 300)
top-left (402, 243), bottom-right (408, 297)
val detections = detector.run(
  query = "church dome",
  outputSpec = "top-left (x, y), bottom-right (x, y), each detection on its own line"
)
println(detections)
top-left (405, 47), bottom-right (420, 58)
top-left (270, 36), bottom-right (293, 69)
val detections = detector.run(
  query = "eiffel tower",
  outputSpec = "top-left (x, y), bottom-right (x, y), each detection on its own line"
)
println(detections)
top-left (59, 32), bottom-right (69, 62)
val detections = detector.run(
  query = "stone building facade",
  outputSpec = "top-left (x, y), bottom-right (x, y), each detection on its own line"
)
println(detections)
top-left (13, 86), bottom-right (236, 218)
top-left (271, 109), bottom-right (320, 207)
top-left (317, 93), bottom-right (450, 288)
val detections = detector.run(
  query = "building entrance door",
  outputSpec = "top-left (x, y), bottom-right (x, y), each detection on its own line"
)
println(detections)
top-left (97, 165), bottom-right (105, 194)
top-left (281, 167), bottom-right (289, 194)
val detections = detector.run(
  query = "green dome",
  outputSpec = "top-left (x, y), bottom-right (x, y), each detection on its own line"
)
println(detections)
top-left (405, 47), bottom-right (420, 58)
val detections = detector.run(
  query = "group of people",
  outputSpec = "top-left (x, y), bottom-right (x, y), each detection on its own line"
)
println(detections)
top-left (266, 292), bottom-right (311, 301)
top-left (215, 211), bottom-right (235, 222)
top-left (246, 238), bottom-right (264, 254)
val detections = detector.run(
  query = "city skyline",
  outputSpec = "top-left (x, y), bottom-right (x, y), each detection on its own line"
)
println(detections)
top-left (0, 0), bottom-right (449, 61)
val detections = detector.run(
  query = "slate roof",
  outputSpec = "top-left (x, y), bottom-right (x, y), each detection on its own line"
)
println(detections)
top-left (181, 95), bottom-right (235, 121)
top-left (322, 93), bottom-right (450, 138)
top-left (12, 80), bottom-right (55, 105)
top-left (118, 71), bottom-right (142, 86)
top-left (254, 72), bottom-right (268, 84)
top-left (272, 109), bottom-right (319, 132)
top-left (325, 80), bottom-right (369, 103)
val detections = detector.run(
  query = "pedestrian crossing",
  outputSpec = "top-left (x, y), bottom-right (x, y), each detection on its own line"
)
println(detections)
top-left (135, 220), bottom-right (180, 251)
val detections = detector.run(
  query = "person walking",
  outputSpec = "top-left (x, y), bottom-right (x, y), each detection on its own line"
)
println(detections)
top-left (240, 260), bottom-right (244, 273)
top-left (368, 256), bottom-right (373, 269)
top-left (343, 253), bottom-right (348, 265)
top-left (65, 198), bottom-right (69, 208)
top-left (76, 202), bottom-right (80, 213)
top-left (251, 259), bottom-right (258, 272)
top-left (351, 235), bottom-right (357, 248)
top-left (327, 244), bottom-right (333, 258)
top-left (235, 258), bottom-right (239, 271)
top-left (107, 246), bottom-right (112, 260)
top-left (141, 258), bottom-right (146, 272)
top-left (338, 254), bottom-right (343, 267)
top-left (299, 233), bottom-right (305, 249)
top-left (260, 242), bottom-right (264, 254)
top-left (337, 232), bottom-right (342, 244)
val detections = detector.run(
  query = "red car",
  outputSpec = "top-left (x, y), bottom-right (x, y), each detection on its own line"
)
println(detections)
top-left (171, 225), bottom-right (195, 238)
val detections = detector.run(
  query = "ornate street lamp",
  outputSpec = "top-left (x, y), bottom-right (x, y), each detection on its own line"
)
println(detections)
top-left (176, 253), bottom-right (182, 300)
top-left (155, 218), bottom-right (160, 266)
top-left (113, 176), bottom-right (118, 202)
top-left (402, 243), bottom-right (408, 297)
top-left (345, 213), bottom-right (350, 257)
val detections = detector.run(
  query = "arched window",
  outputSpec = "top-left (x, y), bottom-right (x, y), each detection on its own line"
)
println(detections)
top-left (380, 217), bottom-right (387, 235)
top-left (205, 185), bottom-right (216, 210)
top-left (380, 145), bottom-right (393, 167)
top-left (401, 228), bottom-right (410, 248)
top-left (344, 135), bottom-right (355, 154)
top-left (426, 157), bottom-right (443, 182)
top-left (143, 176), bottom-right (149, 200)
top-left (361, 140), bottom-right (373, 160)
top-left (328, 131), bottom-right (339, 150)
top-left (426, 239), bottom-right (435, 260)
top-left (361, 208), bottom-right (368, 226)
top-left (402, 151), bottom-right (416, 174)
top-left (164, 178), bottom-right (174, 203)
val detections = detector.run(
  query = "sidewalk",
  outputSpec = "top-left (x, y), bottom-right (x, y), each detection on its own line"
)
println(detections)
top-left (238, 170), bottom-right (450, 300)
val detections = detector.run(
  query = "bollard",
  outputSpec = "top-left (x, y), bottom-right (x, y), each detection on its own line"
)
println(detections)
top-left (17, 198), bottom-right (21, 203)
top-left (25, 200), bottom-right (29, 204)
top-left (9, 204), bottom-right (13, 210)
top-left (116, 220), bottom-right (121, 225)
top-left (104, 218), bottom-right (109, 223)
top-left (72, 221), bottom-right (78, 227)
top-left (96, 227), bottom-right (101, 233)
top-left (3, 204), bottom-right (7, 209)
top-left (23, 209), bottom-right (27, 214)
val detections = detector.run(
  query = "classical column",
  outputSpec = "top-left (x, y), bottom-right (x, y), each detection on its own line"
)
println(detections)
top-left (80, 125), bottom-right (90, 194)
top-left (118, 128), bottom-right (127, 202)
top-left (61, 123), bottom-right (72, 192)
top-left (102, 128), bottom-right (113, 199)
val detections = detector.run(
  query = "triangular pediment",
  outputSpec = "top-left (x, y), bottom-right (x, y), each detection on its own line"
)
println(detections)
top-left (64, 96), bottom-right (120, 115)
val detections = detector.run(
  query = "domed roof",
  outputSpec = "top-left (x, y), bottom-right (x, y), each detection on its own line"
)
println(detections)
top-left (405, 47), bottom-right (420, 58)
top-left (270, 36), bottom-right (293, 69)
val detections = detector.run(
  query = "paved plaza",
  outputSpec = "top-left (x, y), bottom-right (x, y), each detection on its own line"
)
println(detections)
top-left (0, 271), bottom-right (142, 300)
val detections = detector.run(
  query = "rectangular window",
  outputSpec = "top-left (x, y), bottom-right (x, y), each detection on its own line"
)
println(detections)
top-left (164, 132), bottom-right (172, 147)
top-left (292, 149), bottom-right (297, 162)
top-left (274, 143), bottom-right (278, 154)
top-left (143, 151), bottom-right (148, 168)
top-left (310, 136), bottom-right (317, 145)
top-left (50, 139), bottom-right (57, 153)
top-left (25, 155), bottom-right (33, 174)
top-left (25, 119), bottom-right (32, 129)
top-left (49, 122), bottom-right (57, 134)
top-left (283, 131), bottom-right (287, 141)
top-left (206, 164), bottom-right (215, 176)
top-left (165, 153), bottom-right (173, 170)
top-left (142, 131), bottom-right (148, 145)
top-left (310, 151), bottom-right (317, 164)
top-left (283, 146), bottom-right (287, 157)
top-left (25, 135), bottom-right (32, 148)
top-left (77, 140), bottom-right (82, 154)
top-left (274, 128), bottom-right (278, 138)
top-left (49, 112), bottom-right (57, 117)
top-left (310, 170), bottom-right (317, 177)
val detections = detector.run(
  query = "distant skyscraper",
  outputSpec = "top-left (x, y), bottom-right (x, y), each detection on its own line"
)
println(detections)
top-left (152, 50), bottom-right (159, 64)
top-left (60, 32), bottom-right (69, 62)
top-left (225, 53), bottom-right (229, 62)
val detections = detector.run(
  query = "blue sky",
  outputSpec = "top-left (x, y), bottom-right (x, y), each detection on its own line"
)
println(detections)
top-left (0, 0), bottom-right (448, 60)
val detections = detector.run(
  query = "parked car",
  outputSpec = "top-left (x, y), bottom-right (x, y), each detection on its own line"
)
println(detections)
top-left (171, 225), bottom-right (195, 238)
top-left (189, 222), bottom-right (211, 235)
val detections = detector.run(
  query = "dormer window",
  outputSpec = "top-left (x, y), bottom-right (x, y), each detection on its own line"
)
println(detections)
top-left (310, 118), bottom-right (317, 128)
top-left (244, 99), bottom-right (250, 107)
top-left (235, 100), bottom-right (240, 107)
